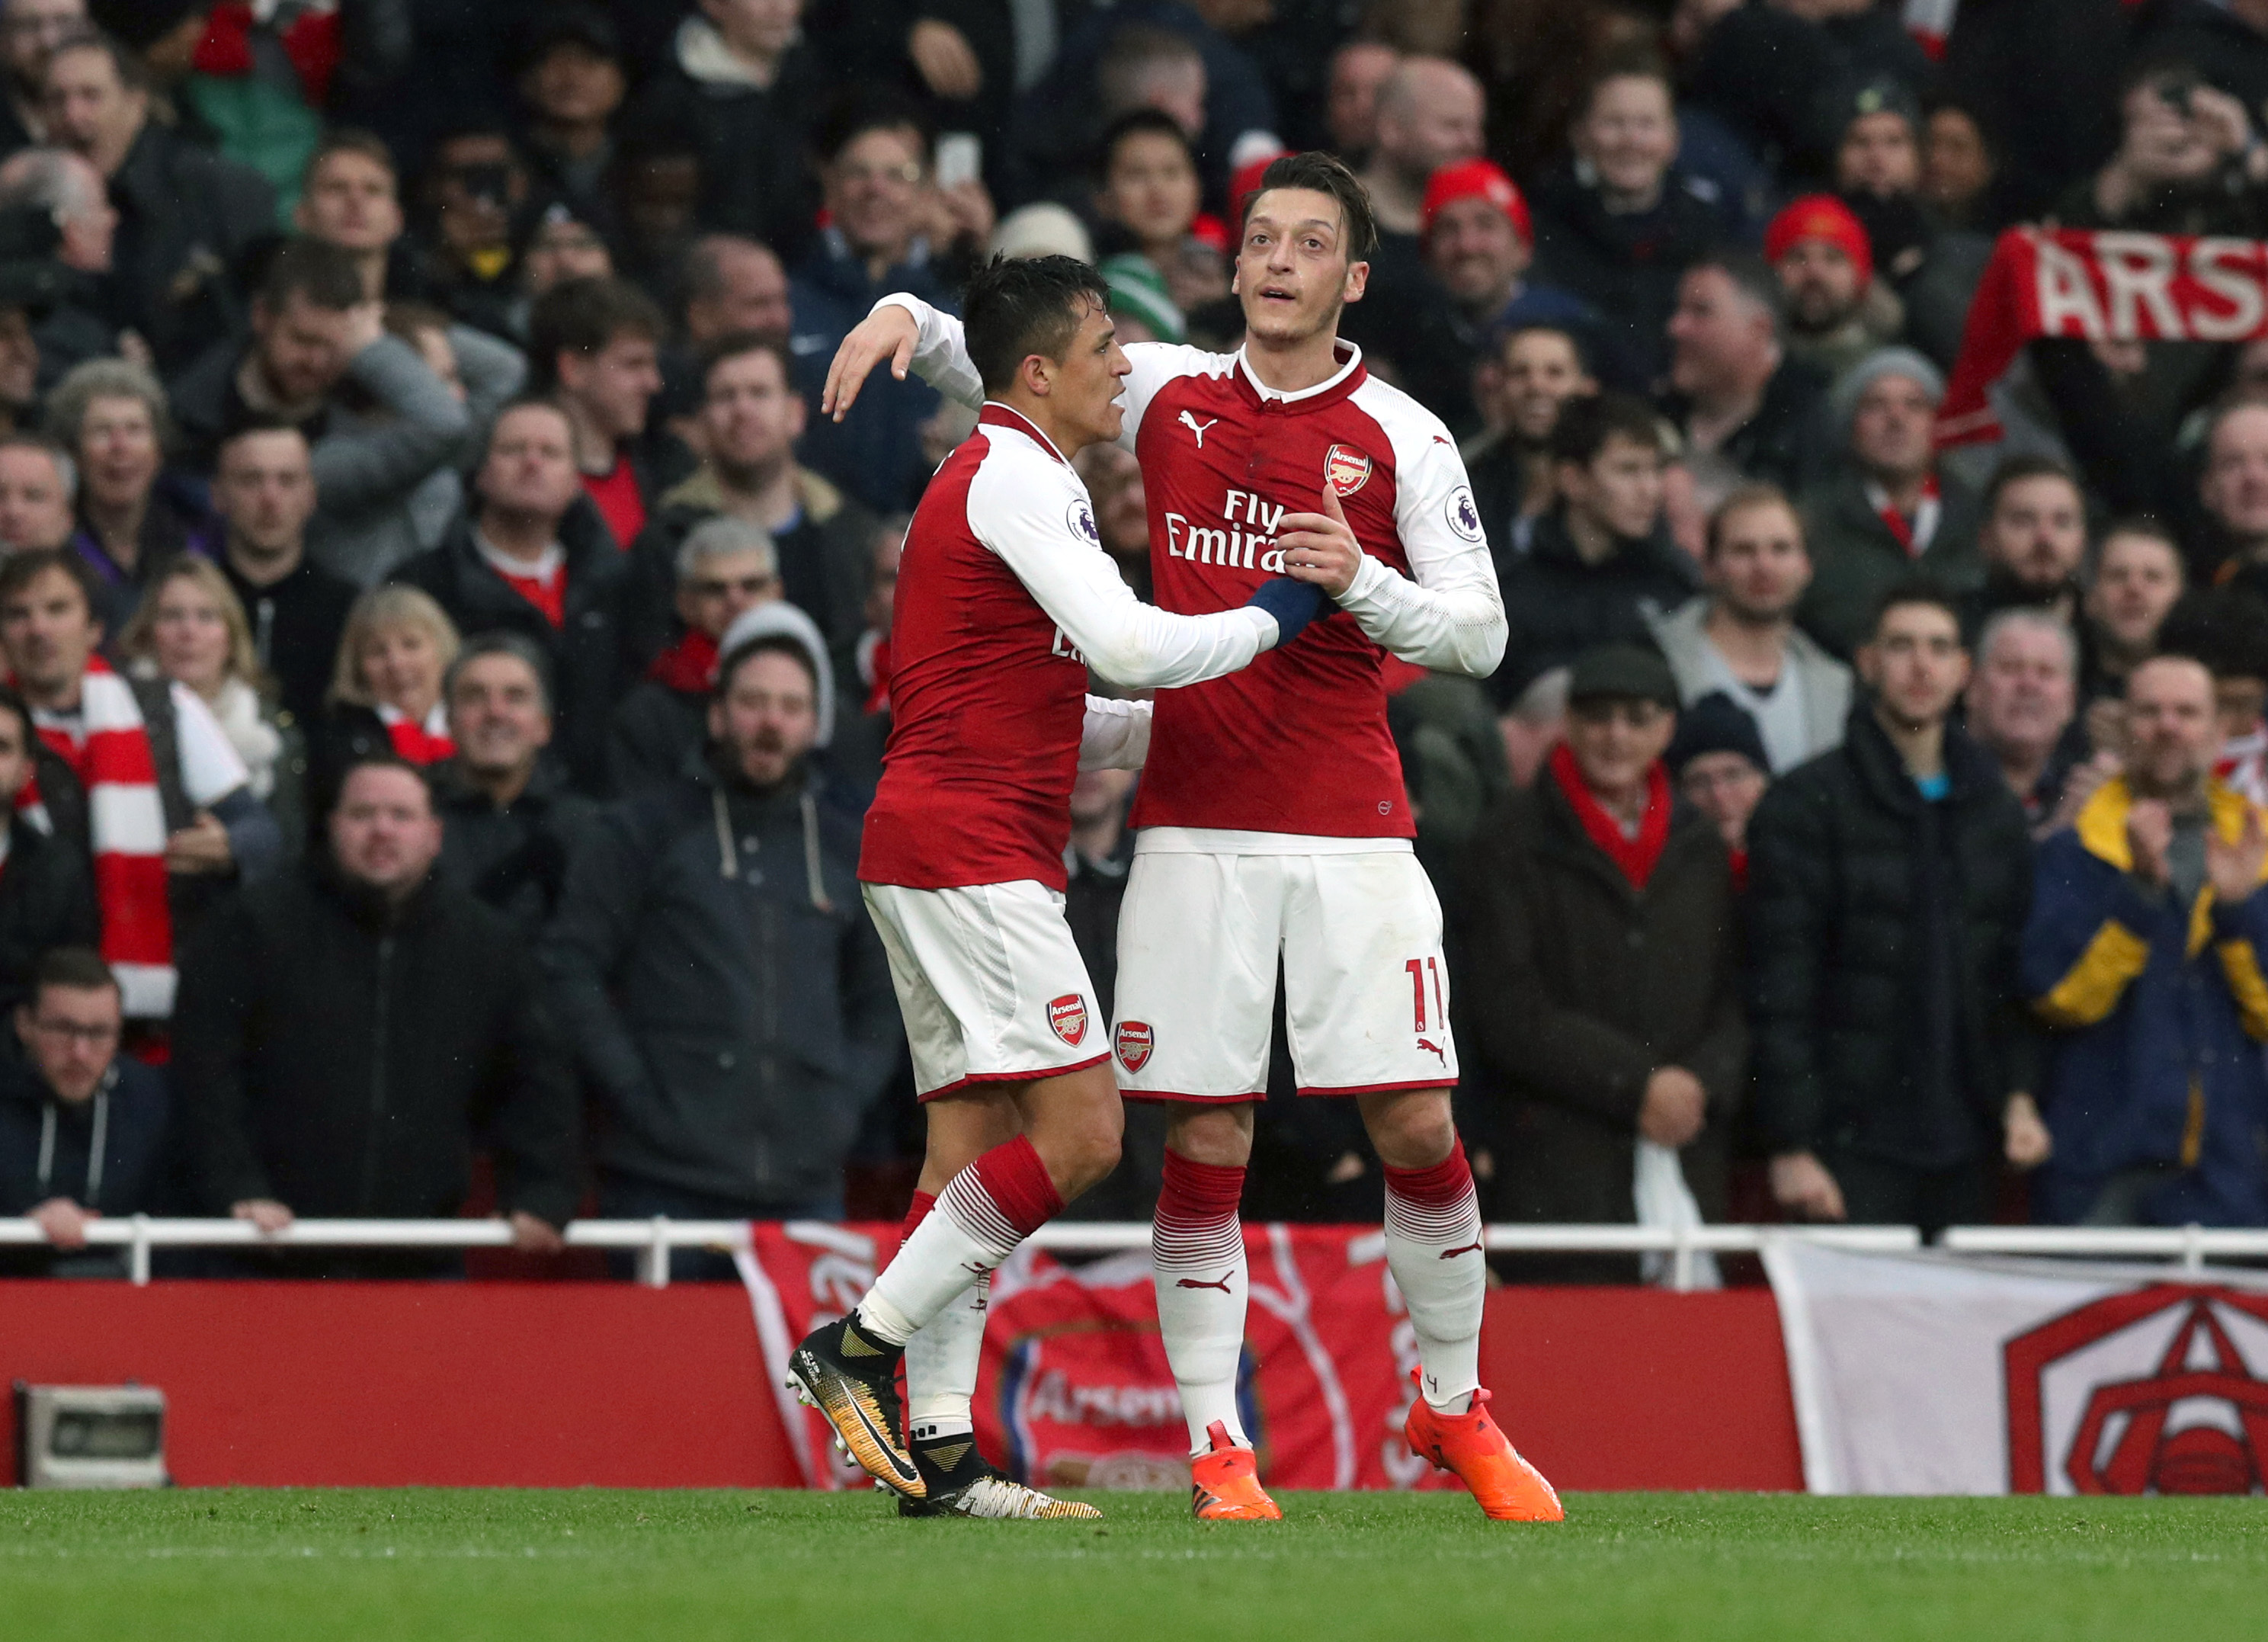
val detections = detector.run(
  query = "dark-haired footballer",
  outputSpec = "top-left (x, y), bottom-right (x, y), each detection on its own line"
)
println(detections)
top-left (786, 254), bottom-right (1325, 1519)
top-left (825, 152), bottom-right (1555, 1525)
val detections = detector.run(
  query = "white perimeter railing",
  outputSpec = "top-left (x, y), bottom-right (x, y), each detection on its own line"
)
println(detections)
top-left (0, 1217), bottom-right (2263, 1290)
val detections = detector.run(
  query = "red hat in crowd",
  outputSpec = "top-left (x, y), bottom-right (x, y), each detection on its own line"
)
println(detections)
top-left (1763, 194), bottom-right (1874, 289)
top-left (1420, 159), bottom-right (1533, 247)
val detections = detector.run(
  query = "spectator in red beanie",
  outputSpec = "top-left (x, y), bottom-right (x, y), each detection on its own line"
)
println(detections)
top-left (1765, 194), bottom-right (1903, 383)
top-left (1422, 159), bottom-right (1603, 360)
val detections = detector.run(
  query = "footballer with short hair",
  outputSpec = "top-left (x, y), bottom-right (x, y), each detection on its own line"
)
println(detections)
top-left (825, 152), bottom-right (1561, 1524)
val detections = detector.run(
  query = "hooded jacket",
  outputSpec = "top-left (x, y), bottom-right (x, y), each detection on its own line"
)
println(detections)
top-left (537, 747), bottom-right (899, 1210)
top-left (173, 857), bottom-right (580, 1226)
top-left (0, 1051), bottom-right (171, 1220)
top-left (610, 598), bottom-right (838, 797)
top-left (2024, 776), bottom-right (2268, 1226)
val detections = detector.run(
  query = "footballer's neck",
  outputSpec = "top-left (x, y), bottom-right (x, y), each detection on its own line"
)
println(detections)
top-left (994, 388), bottom-right (1099, 463)
top-left (1242, 311), bottom-right (1350, 396)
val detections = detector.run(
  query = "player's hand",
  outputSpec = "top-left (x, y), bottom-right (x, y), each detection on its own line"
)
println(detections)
top-left (823, 306), bottom-right (921, 422)
top-left (1639, 1066), bottom-right (1706, 1149)
top-left (1277, 474), bottom-right (1362, 598)
top-left (2003, 1092), bottom-right (2052, 1170)
top-left (1768, 1151), bottom-right (1847, 1223)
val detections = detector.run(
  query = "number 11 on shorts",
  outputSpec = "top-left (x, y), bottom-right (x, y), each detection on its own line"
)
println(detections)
top-left (1405, 957), bottom-right (1445, 1031)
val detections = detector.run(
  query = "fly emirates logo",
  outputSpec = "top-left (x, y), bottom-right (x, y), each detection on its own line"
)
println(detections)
top-left (1164, 487), bottom-right (1289, 574)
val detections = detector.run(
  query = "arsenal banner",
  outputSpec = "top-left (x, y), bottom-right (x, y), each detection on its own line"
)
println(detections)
top-left (738, 1221), bottom-right (1462, 1493)
top-left (1765, 1241), bottom-right (2268, 1495)
top-left (1939, 226), bottom-right (2268, 447)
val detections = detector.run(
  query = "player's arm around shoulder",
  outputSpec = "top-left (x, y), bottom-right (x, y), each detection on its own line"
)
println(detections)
top-left (823, 294), bottom-right (985, 418)
top-left (966, 446), bottom-right (1279, 688)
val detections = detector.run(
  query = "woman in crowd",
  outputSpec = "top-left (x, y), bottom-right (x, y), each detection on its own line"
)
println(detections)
top-left (313, 585), bottom-right (461, 809)
top-left (44, 359), bottom-right (216, 634)
top-left (115, 556), bottom-right (306, 857)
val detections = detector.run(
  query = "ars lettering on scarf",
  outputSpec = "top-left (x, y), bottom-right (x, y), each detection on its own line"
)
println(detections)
top-left (1941, 229), bottom-right (2268, 447)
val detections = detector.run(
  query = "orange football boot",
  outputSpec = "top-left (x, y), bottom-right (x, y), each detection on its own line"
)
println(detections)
top-left (1404, 1373), bottom-right (1564, 1522)
top-left (1189, 1421), bottom-right (1283, 1521)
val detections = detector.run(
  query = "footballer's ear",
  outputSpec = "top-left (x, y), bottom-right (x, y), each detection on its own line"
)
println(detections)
top-left (1342, 259), bottom-right (1369, 305)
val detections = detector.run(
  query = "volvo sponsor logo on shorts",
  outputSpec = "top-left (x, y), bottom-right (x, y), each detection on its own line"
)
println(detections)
top-left (1048, 993), bottom-right (1089, 1047)
top-left (1325, 444), bottom-right (1372, 497)
top-left (1115, 1019), bottom-right (1154, 1072)
top-left (1164, 487), bottom-right (1288, 572)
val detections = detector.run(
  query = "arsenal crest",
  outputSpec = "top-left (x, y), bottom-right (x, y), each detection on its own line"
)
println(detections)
top-left (1115, 1020), bottom-right (1154, 1073)
top-left (2005, 1284), bottom-right (2268, 1493)
top-left (1048, 993), bottom-right (1089, 1047)
top-left (1324, 444), bottom-right (1372, 497)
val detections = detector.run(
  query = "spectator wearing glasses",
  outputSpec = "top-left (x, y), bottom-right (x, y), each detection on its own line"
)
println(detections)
top-left (0, 947), bottom-right (168, 1275)
top-left (612, 516), bottom-right (781, 794)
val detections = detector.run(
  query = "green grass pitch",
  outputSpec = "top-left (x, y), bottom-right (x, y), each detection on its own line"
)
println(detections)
top-left (2, 1489), bottom-right (2261, 1642)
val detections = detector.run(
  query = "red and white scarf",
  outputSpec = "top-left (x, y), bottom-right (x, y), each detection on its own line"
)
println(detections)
top-left (1940, 227), bottom-right (2268, 447)
top-left (1549, 742), bottom-right (1672, 891)
top-left (1866, 474), bottom-right (1940, 557)
top-left (375, 701), bottom-right (454, 765)
top-left (17, 658), bottom-right (174, 1018)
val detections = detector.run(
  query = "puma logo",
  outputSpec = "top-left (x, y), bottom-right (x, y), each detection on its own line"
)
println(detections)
top-left (1418, 1037), bottom-right (1446, 1065)
top-left (1179, 409), bottom-right (1218, 447)
top-left (1439, 1240), bottom-right (1485, 1260)
top-left (1175, 1274), bottom-right (1234, 1294)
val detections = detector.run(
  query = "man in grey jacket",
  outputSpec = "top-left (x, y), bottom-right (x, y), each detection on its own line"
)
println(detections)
top-left (539, 620), bottom-right (898, 1278)
top-left (1648, 483), bottom-right (1852, 772)
top-left (168, 238), bottom-right (521, 586)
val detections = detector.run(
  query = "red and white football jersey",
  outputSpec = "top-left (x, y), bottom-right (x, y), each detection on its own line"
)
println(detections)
top-left (885, 298), bottom-right (1507, 845)
top-left (859, 404), bottom-right (1273, 893)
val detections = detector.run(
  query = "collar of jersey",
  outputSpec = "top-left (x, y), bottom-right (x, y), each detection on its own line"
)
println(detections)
top-left (1233, 338), bottom-right (1366, 410)
top-left (978, 402), bottom-right (1069, 465)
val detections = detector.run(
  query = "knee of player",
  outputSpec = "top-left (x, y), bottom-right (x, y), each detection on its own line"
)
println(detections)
top-left (1363, 1091), bottom-right (1457, 1170)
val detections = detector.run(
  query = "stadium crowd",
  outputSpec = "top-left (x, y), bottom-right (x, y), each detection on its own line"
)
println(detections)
top-left (2, 0), bottom-right (2268, 1280)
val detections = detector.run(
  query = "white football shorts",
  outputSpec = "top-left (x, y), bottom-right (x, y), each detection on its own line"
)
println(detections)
top-left (1110, 843), bottom-right (1458, 1101)
top-left (862, 880), bottom-right (1109, 1100)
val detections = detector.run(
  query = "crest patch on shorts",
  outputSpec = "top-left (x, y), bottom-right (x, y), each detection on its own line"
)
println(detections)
top-left (1115, 1020), bottom-right (1154, 1072)
top-left (1048, 993), bottom-right (1089, 1047)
